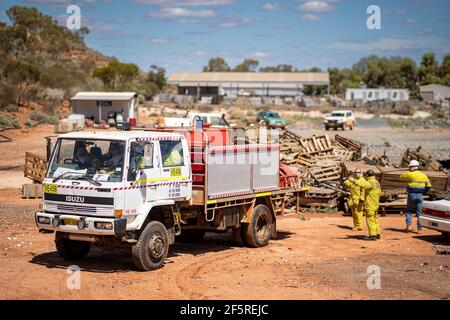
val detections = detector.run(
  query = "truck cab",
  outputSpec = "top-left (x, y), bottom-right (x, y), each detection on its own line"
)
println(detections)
top-left (324, 110), bottom-right (356, 131)
top-left (36, 131), bottom-right (192, 270)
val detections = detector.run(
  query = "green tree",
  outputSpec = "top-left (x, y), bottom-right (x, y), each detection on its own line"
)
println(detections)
top-left (3, 60), bottom-right (40, 105)
top-left (234, 59), bottom-right (259, 72)
top-left (203, 57), bottom-right (230, 72)
top-left (418, 52), bottom-right (440, 85)
top-left (260, 64), bottom-right (294, 72)
top-left (147, 65), bottom-right (166, 90)
top-left (93, 60), bottom-right (139, 89)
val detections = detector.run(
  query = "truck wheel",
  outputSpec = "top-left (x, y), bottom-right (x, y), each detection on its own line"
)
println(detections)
top-left (244, 204), bottom-right (273, 248)
top-left (325, 126), bottom-right (330, 131)
top-left (55, 233), bottom-right (91, 260)
top-left (176, 229), bottom-right (205, 243)
top-left (442, 232), bottom-right (449, 239)
top-left (132, 221), bottom-right (169, 271)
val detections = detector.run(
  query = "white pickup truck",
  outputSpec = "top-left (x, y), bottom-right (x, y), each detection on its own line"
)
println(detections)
top-left (36, 128), bottom-right (305, 270)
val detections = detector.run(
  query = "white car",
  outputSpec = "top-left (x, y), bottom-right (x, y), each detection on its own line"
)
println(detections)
top-left (420, 195), bottom-right (450, 237)
top-left (323, 110), bottom-right (356, 131)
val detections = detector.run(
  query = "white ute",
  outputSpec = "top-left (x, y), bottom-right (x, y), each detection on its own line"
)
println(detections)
top-left (36, 128), bottom-right (305, 270)
top-left (419, 195), bottom-right (450, 237)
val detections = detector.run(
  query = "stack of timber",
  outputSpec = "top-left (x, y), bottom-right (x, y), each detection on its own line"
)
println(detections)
top-left (400, 146), bottom-right (443, 171)
top-left (23, 152), bottom-right (47, 199)
top-left (299, 187), bottom-right (339, 211)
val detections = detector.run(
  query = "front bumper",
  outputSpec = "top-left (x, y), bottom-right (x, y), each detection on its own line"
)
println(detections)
top-left (324, 121), bottom-right (344, 127)
top-left (268, 122), bottom-right (286, 128)
top-left (35, 211), bottom-right (127, 237)
top-left (419, 215), bottom-right (450, 233)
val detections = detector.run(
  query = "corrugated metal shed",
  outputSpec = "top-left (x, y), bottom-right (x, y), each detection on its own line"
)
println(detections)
top-left (419, 84), bottom-right (450, 101)
top-left (167, 72), bottom-right (329, 86)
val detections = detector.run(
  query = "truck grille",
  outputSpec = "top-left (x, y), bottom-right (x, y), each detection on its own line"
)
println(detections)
top-left (57, 204), bottom-right (97, 214)
top-left (45, 203), bottom-right (113, 216)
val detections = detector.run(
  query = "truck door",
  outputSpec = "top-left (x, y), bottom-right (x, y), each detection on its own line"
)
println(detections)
top-left (127, 140), bottom-right (161, 204)
top-left (158, 138), bottom-right (191, 200)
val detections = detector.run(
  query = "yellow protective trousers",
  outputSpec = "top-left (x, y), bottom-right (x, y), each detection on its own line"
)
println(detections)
top-left (351, 203), bottom-right (364, 229)
top-left (366, 209), bottom-right (380, 237)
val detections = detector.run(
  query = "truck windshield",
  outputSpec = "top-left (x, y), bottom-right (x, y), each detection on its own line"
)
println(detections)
top-left (331, 112), bottom-right (345, 117)
top-left (47, 139), bottom-right (126, 183)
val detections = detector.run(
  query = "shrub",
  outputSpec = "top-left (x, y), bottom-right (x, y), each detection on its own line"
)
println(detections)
top-left (0, 114), bottom-right (20, 129)
top-left (29, 110), bottom-right (58, 124)
top-left (0, 103), bottom-right (19, 112)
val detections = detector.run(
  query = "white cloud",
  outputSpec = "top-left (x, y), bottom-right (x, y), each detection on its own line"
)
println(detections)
top-left (404, 18), bottom-right (418, 24)
top-left (135, 0), bottom-right (233, 6)
top-left (261, 2), bottom-right (280, 10)
top-left (151, 37), bottom-right (169, 43)
top-left (217, 17), bottom-right (255, 28)
top-left (417, 28), bottom-right (433, 36)
top-left (253, 51), bottom-right (271, 58)
top-left (301, 14), bottom-right (320, 21)
top-left (150, 7), bottom-right (216, 18)
top-left (298, 1), bottom-right (335, 13)
top-left (218, 21), bottom-right (238, 28)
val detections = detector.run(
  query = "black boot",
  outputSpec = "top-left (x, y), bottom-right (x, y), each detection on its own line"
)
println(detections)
top-left (364, 236), bottom-right (378, 241)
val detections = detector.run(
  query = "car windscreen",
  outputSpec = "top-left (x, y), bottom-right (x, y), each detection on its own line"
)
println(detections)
top-left (47, 139), bottom-right (126, 182)
top-left (331, 113), bottom-right (345, 117)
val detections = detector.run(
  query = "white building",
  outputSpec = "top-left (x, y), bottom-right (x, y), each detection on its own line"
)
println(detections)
top-left (70, 92), bottom-right (138, 124)
top-left (345, 88), bottom-right (409, 102)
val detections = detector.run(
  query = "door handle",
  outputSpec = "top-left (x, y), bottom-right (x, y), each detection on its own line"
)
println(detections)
top-left (149, 184), bottom-right (157, 190)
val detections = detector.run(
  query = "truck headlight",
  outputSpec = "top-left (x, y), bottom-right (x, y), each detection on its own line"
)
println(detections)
top-left (38, 216), bottom-right (51, 225)
top-left (52, 217), bottom-right (61, 227)
top-left (77, 218), bottom-right (87, 230)
top-left (95, 222), bottom-right (113, 230)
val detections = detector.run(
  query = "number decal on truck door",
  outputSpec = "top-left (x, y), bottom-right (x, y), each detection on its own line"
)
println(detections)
top-left (170, 167), bottom-right (181, 177)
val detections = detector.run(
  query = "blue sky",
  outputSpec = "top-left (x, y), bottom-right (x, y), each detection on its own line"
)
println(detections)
top-left (1, 0), bottom-right (450, 74)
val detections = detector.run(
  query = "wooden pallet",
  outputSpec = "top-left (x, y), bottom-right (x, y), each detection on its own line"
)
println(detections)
top-left (24, 152), bottom-right (48, 183)
top-left (22, 183), bottom-right (43, 199)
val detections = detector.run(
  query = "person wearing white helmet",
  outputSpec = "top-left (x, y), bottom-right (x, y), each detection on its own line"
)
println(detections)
top-left (400, 160), bottom-right (432, 233)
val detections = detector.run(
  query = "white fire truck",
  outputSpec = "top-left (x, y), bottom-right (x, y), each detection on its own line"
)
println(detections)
top-left (35, 127), bottom-right (305, 270)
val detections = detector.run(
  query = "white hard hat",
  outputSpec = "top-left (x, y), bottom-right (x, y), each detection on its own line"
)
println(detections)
top-left (409, 160), bottom-right (420, 167)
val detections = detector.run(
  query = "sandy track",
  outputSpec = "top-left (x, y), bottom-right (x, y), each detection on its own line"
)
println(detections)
top-left (0, 193), bottom-right (448, 300)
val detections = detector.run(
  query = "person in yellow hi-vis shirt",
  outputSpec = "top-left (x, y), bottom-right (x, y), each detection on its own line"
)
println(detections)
top-left (343, 168), bottom-right (366, 231)
top-left (400, 160), bottom-right (432, 233)
top-left (352, 170), bottom-right (381, 241)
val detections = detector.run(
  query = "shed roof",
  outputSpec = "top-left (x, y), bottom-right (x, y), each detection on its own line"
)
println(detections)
top-left (70, 92), bottom-right (137, 101)
top-left (167, 72), bottom-right (329, 85)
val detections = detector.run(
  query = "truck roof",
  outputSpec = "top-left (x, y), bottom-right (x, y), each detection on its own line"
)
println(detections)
top-left (58, 130), bottom-right (184, 141)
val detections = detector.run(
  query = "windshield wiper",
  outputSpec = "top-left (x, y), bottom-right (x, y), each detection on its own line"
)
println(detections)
top-left (52, 171), bottom-right (85, 183)
top-left (78, 175), bottom-right (102, 187)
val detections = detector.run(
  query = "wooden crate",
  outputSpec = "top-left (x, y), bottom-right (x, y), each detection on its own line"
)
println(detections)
top-left (22, 183), bottom-right (43, 199)
top-left (378, 167), bottom-right (449, 192)
top-left (24, 152), bottom-right (48, 183)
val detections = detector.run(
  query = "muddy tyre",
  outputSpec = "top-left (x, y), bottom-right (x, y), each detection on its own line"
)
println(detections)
top-left (243, 204), bottom-right (273, 248)
top-left (132, 221), bottom-right (169, 271)
top-left (55, 233), bottom-right (91, 260)
top-left (176, 229), bottom-right (205, 243)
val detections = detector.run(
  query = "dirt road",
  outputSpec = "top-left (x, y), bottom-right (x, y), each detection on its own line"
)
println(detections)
top-left (0, 189), bottom-right (448, 300)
